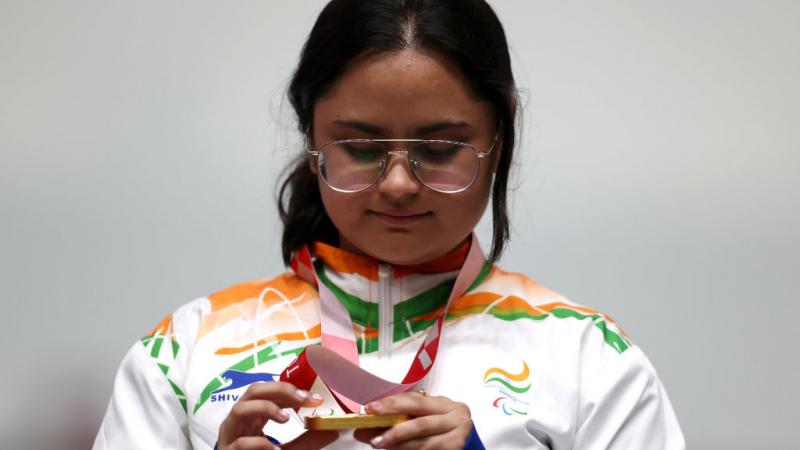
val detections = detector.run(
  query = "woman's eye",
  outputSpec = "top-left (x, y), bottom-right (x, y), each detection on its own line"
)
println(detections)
top-left (416, 144), bottom-right (461, 161)
top-left (343, 144), bottom-right (383, 162)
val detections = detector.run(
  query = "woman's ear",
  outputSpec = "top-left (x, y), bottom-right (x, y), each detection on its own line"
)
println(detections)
top-left (308, 155), bottom-right (318, 175)
top-left (490, 99), bottom-right (517, 174)
top-left (490, 145), bottom-right (502, 174)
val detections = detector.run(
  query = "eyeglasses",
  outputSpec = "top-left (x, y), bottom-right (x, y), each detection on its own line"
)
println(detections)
top-left (307, 132), bottom-right (500, 193)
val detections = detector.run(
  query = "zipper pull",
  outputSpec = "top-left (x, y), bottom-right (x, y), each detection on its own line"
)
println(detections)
top-left (378, 263), bottom-right (392, 279)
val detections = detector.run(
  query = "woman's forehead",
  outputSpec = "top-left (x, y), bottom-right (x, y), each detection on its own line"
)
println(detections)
top-left (313, 49), bottom-right (495, 134)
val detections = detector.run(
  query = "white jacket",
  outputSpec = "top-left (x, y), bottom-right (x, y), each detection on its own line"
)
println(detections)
top-left (94, 241), bottom-right (685, 449)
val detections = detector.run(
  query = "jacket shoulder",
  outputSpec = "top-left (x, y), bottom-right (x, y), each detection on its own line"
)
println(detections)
top-left (144, 272), bottom-right (317, 344)
top-left (459, 265), bottom-right (632, 354)
top-left (474, 265), bottom-right (565, 302)
top-left (205, 272), bottom-right (317, 312)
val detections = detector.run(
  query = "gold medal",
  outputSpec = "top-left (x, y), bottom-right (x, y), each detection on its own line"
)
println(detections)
top-left (304, 413), bottom-right (409, 430)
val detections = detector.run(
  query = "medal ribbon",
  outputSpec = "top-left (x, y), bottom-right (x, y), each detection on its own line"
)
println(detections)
top-left (281, 233), bottom-right (485, 413)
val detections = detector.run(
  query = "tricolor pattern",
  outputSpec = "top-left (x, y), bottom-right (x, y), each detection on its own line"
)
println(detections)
top-left (140, 240), bottom-right (630, 416)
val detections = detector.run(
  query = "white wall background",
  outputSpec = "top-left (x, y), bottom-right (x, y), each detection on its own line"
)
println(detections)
top-left (1, 1), bottom-right (798, 449)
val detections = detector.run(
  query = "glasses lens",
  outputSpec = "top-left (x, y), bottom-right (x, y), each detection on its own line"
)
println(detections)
top-left (410, 142), bottom-right (478, 192)
top-left (319, 141), bottom-right (386, 192)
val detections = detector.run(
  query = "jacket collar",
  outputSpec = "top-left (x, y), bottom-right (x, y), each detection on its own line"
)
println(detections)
top-left (309, 239), bottom-right (480, 355)
top-left (311, 240), bottom-right (470, 282)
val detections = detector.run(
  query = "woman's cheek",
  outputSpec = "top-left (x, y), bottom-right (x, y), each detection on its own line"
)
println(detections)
top-left (320, 188), bottom-right (368, 235)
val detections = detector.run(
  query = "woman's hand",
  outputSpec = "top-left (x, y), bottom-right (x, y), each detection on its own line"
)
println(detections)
top-left (217, 381), bottom-right (338, 450)
top-left (353, 391), bottom-right (473, 450)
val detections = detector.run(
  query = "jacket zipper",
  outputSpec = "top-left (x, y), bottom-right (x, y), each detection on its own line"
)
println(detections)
top-left (378, 263), bottom-right (393, 359)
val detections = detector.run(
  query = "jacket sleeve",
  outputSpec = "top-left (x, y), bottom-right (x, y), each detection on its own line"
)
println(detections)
top-left (94, 311), bottom-right (194, 450)
top-left (573, 344), bottom-right (685, 450)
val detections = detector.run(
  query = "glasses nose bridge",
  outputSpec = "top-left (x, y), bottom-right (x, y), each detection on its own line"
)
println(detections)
top-left (378, 142), bottom-right (420, 188)
top-left (380, 139), bottom-right (420, 155)
top-left (383, 148), bottom-right (416, 175)
top-left (386, 148), bottom-right (411, 157)
top-left (380, 141), bottom-right (418, 166)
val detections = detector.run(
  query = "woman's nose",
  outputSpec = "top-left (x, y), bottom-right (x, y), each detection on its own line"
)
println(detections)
top-left (377, 154), bottom-right (422, 197)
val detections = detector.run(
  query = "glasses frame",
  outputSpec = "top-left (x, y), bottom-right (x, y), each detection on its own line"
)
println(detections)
top-left (307, 131), bottom-right (500, 194)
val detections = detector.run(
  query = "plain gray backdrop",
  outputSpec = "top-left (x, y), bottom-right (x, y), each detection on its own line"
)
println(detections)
top-left (1, 1), bottom-right (798, 449)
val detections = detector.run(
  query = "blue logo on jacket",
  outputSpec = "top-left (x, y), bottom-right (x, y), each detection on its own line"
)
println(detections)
top-left (210, 370), bottom-right (278, 402)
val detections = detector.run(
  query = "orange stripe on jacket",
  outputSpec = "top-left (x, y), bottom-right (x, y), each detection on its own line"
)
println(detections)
top-left (197, 273), bottom-right (319, 341)
top-left (147, 315), bottom-right (173, 337)
top-left (208, 273), bottom-right (316, 312)
top-left (215, 324), bottom-right (322, 355)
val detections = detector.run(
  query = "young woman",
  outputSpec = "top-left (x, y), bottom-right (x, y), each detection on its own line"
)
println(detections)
top-left (94, 1), bottom-right (684, 449)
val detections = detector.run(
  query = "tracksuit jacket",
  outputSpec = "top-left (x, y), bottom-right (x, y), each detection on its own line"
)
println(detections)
top-left (94, 240), bottom-right (685, 449)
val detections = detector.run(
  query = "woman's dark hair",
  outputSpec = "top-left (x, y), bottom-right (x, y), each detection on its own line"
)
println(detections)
top-left (279, 0), bottom-right (517, 265)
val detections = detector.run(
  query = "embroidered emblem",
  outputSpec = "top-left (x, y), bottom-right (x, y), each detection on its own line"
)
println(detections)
top-left (207, 370), bottom-right (279, 404)
top-left (483, 361), bottom-right (531, 415)
top-left (213, 370), bottom-right (279, 394)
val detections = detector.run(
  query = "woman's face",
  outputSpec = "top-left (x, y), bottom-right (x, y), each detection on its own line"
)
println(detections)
top-left (312, 48), bottom-right (499, 265)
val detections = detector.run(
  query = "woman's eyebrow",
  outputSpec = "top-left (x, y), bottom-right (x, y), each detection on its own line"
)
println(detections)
top-left (332, 120), bottom-right (384, 135)
top-left (417, 120), bottom-right (472, 135)
top-left (332, 119), bottom-right (473, 136)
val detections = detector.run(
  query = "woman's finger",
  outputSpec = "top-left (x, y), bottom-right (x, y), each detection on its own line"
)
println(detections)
top-left (368, 414), bottom-right (454, 449)
top-left (240, 381), bottom-right (324, 409)
top-left (281, 430), bottom-right (340, 450)
top-left (218, 384), bottom-right (324, 448)
top-left (219, 402), bottom-right (269, 446)
top-left (378, 436), bottom-right (432, 450)
top-left (406, 428), bottom-right (474, 450)
top-left (352, 427), bottom-right (384, 444)
top-left (379, 426), bottom-right (473, 450)
top-left (227, 436), bottom-right (279, 450)
top-left (366, 393), bottom-right (468, 418)
top-left (226, 399), bottom-right (293, 425)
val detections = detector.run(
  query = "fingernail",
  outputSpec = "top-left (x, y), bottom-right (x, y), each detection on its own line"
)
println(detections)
top-left (277, 409), bottom-right (290, 422)
top-left (311, 392), bottom-right (323, 401)
top-left (295, 389), bottom-right (308, 399)
top-left (370, 435), bottom-right (384, 448)
top-left (367, 401), bottom-right (382, 411)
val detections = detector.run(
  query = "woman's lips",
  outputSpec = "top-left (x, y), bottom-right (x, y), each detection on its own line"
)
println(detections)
top-left (369, 210), bottom-right (431, 226)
